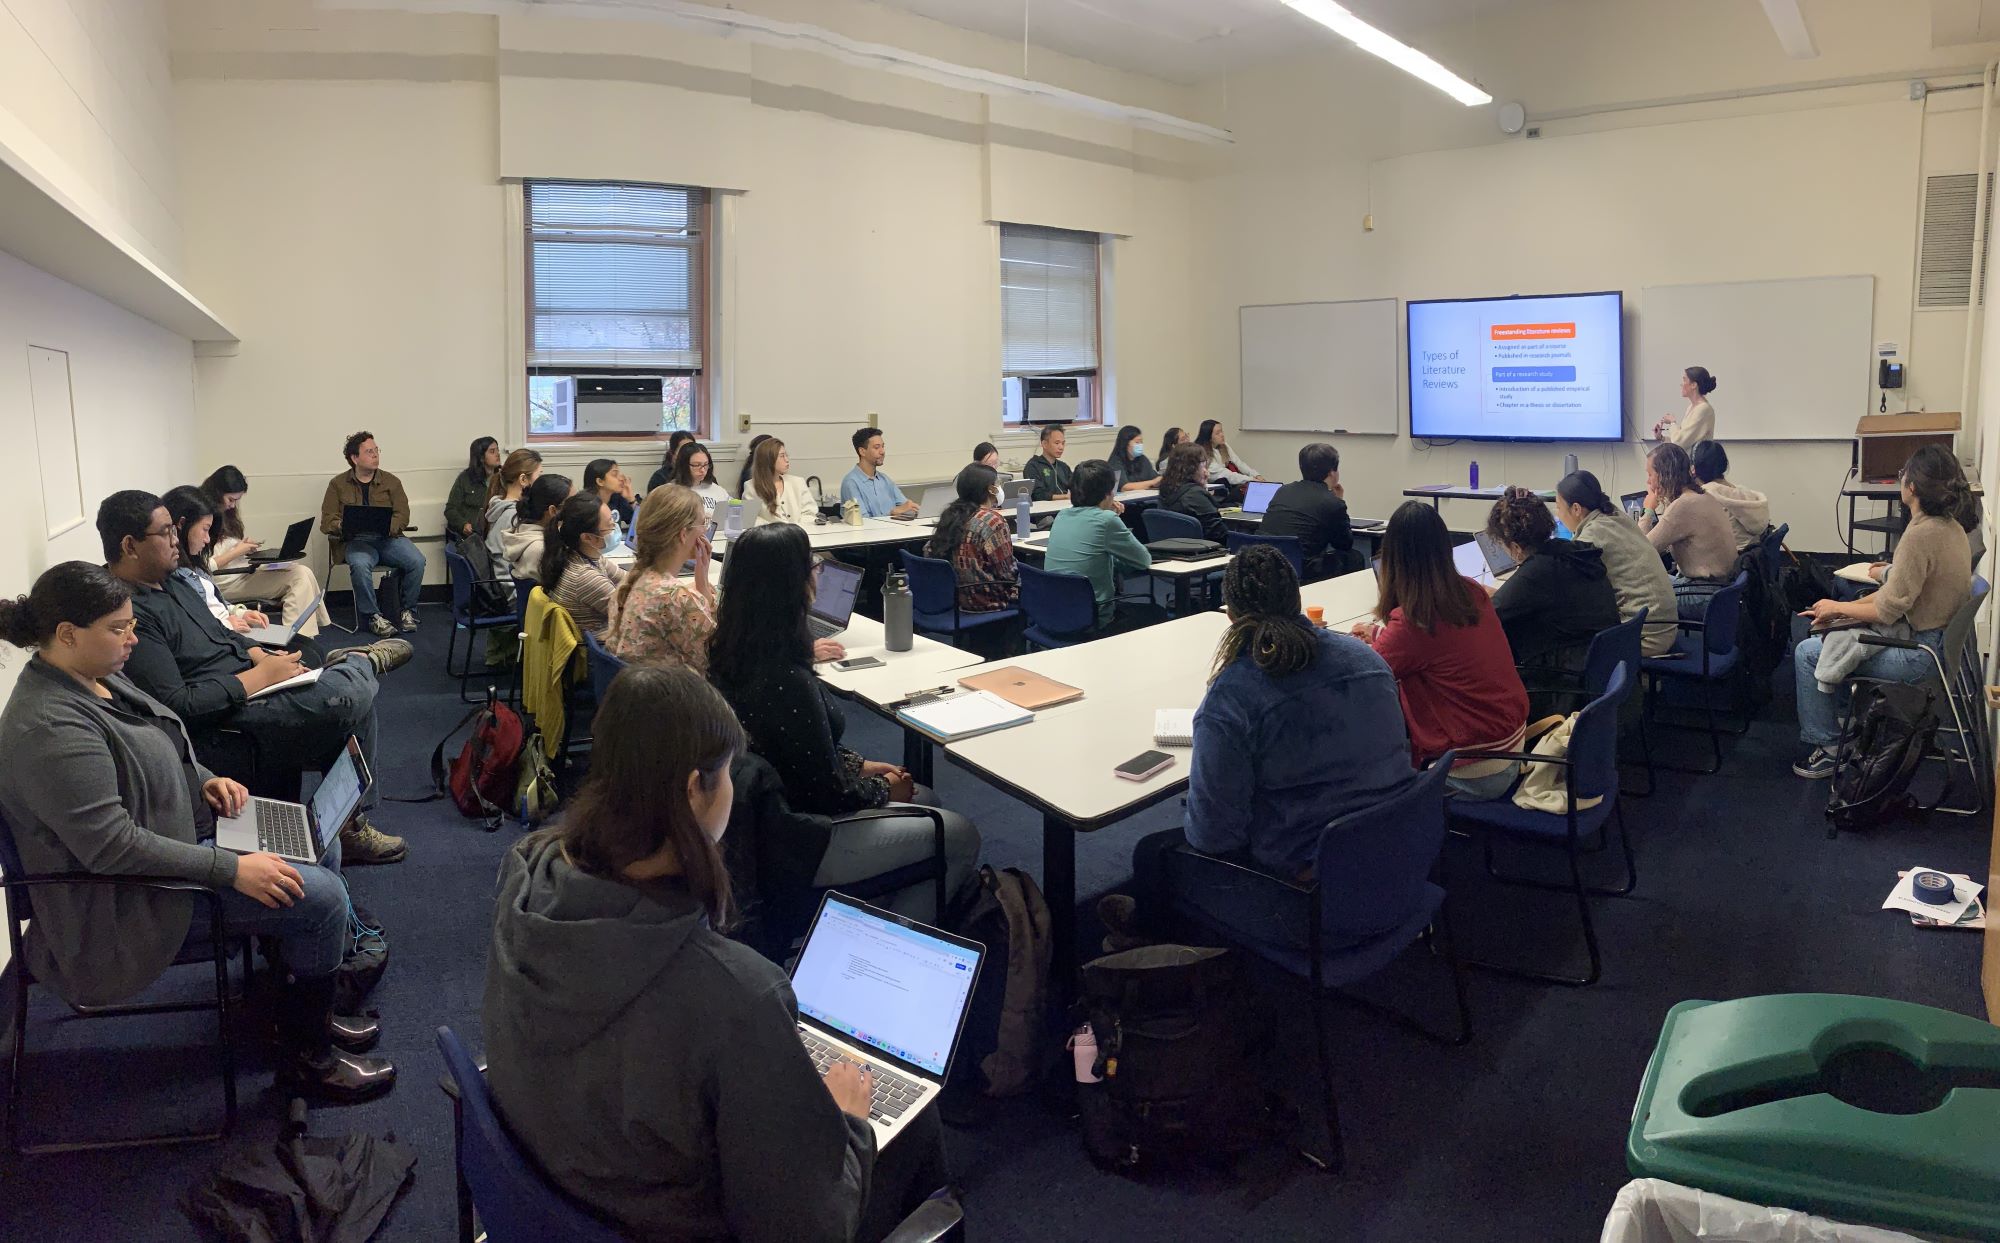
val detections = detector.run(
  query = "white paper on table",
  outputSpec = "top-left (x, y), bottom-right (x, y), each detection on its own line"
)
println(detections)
top-left (1882, 867), bottom-right (1983, 924)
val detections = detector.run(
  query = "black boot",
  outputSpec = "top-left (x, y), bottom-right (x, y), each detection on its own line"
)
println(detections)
top-left (277, 975), bottom-right (397, 1104)
top-left (329, 1012), bottom-right (382, 1053)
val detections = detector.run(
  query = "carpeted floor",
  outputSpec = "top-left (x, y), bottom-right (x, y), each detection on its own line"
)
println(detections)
top-left (0, 602), bottom-right (1987, 1242)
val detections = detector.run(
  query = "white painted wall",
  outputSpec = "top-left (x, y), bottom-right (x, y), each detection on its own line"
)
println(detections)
top-left (0, 0), bottom-right (181, 275)
top-left (1196, 0), bottom-right (2000, 552)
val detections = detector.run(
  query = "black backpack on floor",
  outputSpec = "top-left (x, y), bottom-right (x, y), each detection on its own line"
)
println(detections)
top-left (1072, 944), bottom-right (1276, 1173)
top-left (1826, 679), bottom-right (1940, 834)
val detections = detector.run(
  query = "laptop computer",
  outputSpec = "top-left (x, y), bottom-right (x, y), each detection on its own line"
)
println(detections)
top-left (1453, 539), bottom-right (1498, 588)
top-left (914, 486), bottom-right (954, 521)
top-left (246, 517), bottom-right (312, 564)
top-left (239, 586), bottom-right (326, 647)
top-left (1472, 530), bottom-right (1519, 578)
top-left (809, 559), bottom-right (864, 639)
top-left (1240, 480), bottom-right (1280, 515)
top-left (1003, 479), bottom-right (1034, 503)
top-left (214, 736), bottom-right (369, 864)
top-left (340, 505), bottom-right (392, 541)
top-left (790, 891), bottom-right (984, 1146)
top-left (1621, 491), bottom-right (1647, 519)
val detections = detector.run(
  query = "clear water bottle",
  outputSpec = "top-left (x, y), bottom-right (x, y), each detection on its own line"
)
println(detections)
top-left (1015, 493), bottom-right (1032, 538)
top-left (882, 568), bottom-right (913, 652)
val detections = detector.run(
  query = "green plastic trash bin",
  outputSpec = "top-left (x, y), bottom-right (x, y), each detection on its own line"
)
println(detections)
top-left (1628, 994), bottom-right (2000, 1242)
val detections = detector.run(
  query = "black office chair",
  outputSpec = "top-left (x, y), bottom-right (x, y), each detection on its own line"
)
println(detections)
top-left (0, 808), bottom-right (244, 1154)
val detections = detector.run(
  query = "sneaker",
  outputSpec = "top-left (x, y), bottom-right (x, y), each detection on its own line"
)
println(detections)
top-left (367, 613), bottom-right (397, 638)
top-left (327, 638), bottom-right (414, 676)
top-left (1793, 747), bottom-right (1839, 779)
top-left (1096, 893), bottom-right (1149, 954)
top-left (397, 610), bottom-right (420, 633)
top-left (339, 815), bottom-right (408, 865)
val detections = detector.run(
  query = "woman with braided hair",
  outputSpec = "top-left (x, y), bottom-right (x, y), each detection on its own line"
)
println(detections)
top-left (1124, 545), bottom-right (1411, 951)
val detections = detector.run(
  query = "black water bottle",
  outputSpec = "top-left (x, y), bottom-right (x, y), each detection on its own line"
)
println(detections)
top-left (883, 568), bottom-right (913, 652)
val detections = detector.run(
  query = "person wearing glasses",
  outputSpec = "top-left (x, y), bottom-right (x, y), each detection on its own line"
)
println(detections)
top-left (100, 490), bottom-right (407, 865)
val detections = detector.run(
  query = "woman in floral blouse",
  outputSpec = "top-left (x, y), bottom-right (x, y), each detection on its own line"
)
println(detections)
top-left (605, 485), bottom-right (716, 673)
top-left (923, 464), bottom-right (1017, 612)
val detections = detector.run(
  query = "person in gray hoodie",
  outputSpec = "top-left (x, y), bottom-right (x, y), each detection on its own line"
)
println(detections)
top-left (1555, 471), bottom-right (1678, 658)
top-left (1690, 441), bottom-right (1771, 552)
top-left (482, 665), bottom-right (948, 1243)
top-left (498, 472), bottom-right (570, 582)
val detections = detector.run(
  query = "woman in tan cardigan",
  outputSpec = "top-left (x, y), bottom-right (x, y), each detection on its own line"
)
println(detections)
top-left (1639, 442), bottom-right (1736, 617)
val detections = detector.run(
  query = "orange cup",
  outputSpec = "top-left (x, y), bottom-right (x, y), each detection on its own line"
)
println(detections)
top-left (1306, 605), bottom-right (1325, 626)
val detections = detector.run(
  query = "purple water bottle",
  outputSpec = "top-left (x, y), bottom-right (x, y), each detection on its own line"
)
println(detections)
top-left (1469, 460), bottom-right (1480, 490)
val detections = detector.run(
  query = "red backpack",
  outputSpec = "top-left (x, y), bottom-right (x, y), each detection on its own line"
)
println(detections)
top-left (429, 689), bottom-right (526, 830)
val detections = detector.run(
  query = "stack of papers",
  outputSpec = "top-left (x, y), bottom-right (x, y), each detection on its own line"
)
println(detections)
top-left (1153, 709), bottom-right (1195, 747)
top-left (896, 689), bottom-right (1033, 743)
top-left (1835, 562), bottom-right (1882, 585)
top-left (248, 667), bottom-right (322, 700)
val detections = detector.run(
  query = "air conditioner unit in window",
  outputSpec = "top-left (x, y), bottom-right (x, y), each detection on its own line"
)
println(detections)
top-left (575, 376), bottom-right (664, 435)
top-left (1022, 376), bottom-right (1084, 425)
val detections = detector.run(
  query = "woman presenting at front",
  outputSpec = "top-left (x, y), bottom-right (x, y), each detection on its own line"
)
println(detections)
top-left (1651, 366), bottom-right (1717, 447)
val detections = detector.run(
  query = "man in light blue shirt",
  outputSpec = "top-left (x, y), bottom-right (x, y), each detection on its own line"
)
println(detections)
top-left (838, 426), bottom-right (918, 518)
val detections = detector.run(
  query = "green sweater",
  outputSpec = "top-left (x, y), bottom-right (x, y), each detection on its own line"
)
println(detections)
top-left (445, 470), bottom-right (489, 536)
top-left (1043, 504), bottom-right (1152, 627)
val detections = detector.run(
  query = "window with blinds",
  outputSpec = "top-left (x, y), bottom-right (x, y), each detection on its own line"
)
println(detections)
top-left (524, 180), bottom-right (708, 437)
top-left (1000, 223), bottom-right (1101, 423)
top-left (1918, 172), bottom-right (1995, 309)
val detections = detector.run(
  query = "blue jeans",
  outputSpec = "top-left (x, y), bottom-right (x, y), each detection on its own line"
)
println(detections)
top-left (195, 834), bottom-right (350, 980)
top-left (233, 658), bottom-right (380, 810)
top-left (1793, 628), bottom-right (1944, 748)
top-left (343, 535), bottom-right (426, 620)
top-left (1446, 761), bottom-right (1521, 801)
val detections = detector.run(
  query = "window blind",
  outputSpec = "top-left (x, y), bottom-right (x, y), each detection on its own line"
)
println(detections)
top-left (1000, 224), bottom-right (1100, 375)
top-left (526, 181), bottom-right (705, 369)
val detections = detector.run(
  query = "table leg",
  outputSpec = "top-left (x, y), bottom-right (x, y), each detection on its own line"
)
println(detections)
top-left (1173, 575), bottom-right (1192, 616)
top-left (1042, 812), bottom-right (1079, 1013)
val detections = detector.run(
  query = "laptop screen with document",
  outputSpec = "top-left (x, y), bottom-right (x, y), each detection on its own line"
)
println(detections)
top-left (792, 895), bottom-right (981, 1077)
top-left (810, 561), bottom-right (863, 629)
top-left (310, 739), bottom-right (369, 850)
top-left (1240, 480), bottom-right (1280, 514)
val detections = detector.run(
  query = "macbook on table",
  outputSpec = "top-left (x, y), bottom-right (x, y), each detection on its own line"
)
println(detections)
top-left (1240, 480), bottom-right (1280, 515)
top-left (809, 559), bottom-right (865, 639)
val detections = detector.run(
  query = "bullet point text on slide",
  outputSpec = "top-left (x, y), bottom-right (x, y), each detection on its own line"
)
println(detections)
top-left (1490, 322), bottom-right (1577, 340)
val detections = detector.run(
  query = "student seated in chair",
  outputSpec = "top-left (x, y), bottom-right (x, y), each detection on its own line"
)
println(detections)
top-left (201, 464), bottom-right (332, 637)
top-left (607, 485), bottom-right (717, 674)
top-left (1638, 442), bottom-right (1737, 618)
top-left (1106, 425), bottom-right (1158, 491)
top-left (1261, 441), bottom-right (1364, 579)
top-left (1792, 445), bottom-right (1974, 779)
top-left (839, 427), bottom-right (918, 519)
top-left (1043, 460), bottom-right (1153, 633)
top-left (0, 562), bottom-right (396, 1102)
top-left (102, 490), bottom-right (407, 865)
top-left (1554, 470), bottom-right (1678, 658)
top-left (672, 440), bottom-right (733, 520)
top-left (647, 429), bottom-right (696, 494)
top-left (973, 441), bottom-right (1001, 471)
top-left (500, 473), bottom-right (571, 583)
top-left (542, 493), bottom-right (627, 640)
top-left (1023, 425), bottom-right (1073, 502)
top-left (319, 430), bottom-right (427, 639)
top-left (749, 437), bottom-right (820, 526)
top-left (585, 457), bottom-right (639, 532)
top-left (1485, 486), bottom-right (1620, 718)
top-left (1128, 546), bottom-right (1412, 949)
top-left (483, 666), bottom-right (949, 1243)
top-left (1689, 440), bottom-right (1771, 554)
top-left (446, 436), bottom-right (500, 537)
top-left (1353, 503), bottom-right (1527, 800)
top-left (1155, 444), bottom-right (1226, 542)
top-left (482, 448), bottom-right (544, 562)
top-left (708, 524), bottom-right (980, 920)
top-left (923, 464), bottom-right (1017, 612)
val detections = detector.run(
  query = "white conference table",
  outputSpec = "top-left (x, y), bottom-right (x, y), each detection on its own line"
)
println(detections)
top-left (809, 614), bottom-right (988, 783)
top-left (934, 566), bottom-right (1383, 998)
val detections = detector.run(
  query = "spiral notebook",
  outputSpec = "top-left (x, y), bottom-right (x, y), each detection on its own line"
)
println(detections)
top-left (1152, 709), bottom-right (1196, 747)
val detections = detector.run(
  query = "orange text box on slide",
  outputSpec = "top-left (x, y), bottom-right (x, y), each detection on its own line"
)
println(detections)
top-left (1490, 322), bottom-right (1576, 340)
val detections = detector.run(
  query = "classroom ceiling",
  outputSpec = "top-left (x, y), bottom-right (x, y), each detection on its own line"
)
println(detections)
top-left (870, 0), bottom-right (1518, 84)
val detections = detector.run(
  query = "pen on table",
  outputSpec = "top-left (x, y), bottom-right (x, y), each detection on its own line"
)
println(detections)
top-left (890, 685), bottom-right (958, 709)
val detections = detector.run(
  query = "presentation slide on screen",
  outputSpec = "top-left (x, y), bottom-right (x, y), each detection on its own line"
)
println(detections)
top-left (1407, 293), bottom-right (1624, 441)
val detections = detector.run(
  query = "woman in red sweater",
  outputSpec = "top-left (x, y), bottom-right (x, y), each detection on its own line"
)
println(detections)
top-left (1352, 502), bottom-right (1529, 800)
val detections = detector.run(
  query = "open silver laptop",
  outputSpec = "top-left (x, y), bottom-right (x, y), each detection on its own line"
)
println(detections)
top-left (1003, 478), bottom-right (1034, 503)
top-left (915, 486), bottom-right (954, 520)
top-left (808, 560), bottom-right (864, 639)
top-left (214, 736), bottom-right (369, 864)
top-left (239, 586), bottom-right (325, 648)
top-left (790, 891), bottom-right (984, 1146)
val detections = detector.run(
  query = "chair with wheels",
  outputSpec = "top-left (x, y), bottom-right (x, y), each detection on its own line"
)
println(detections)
top-left (1640, 571), bottom-right (1749, 774)
top-left (1446, 662), bottom-right (1636, 988)
top-left (0, 808), bottom-right (241, 1155)
top-left (1015, 562), bottom-right (1099, 650)
top-left (1226, 531), bottom-right (1306, 580)
top-left (444, 546), bottom-right (522, 704)
top-left (899, 550), bottom-right (1019, 645)
top-left (1158, 757), bottom-right (1469, 1171)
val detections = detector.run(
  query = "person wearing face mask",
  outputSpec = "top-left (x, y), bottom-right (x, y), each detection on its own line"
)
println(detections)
top-left (1552, 470), bottom-right (1676, 658)
top-left (542, 493), bottom-right (628, 638)
top-left (923, 464), bottom-right (1018, 613)
top-left (584, 458), bottom-right (638, 531)
top-left (1106, 426), bottom-right (1157, 491)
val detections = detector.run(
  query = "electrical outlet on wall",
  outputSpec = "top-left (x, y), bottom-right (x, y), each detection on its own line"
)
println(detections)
top-left (737, 411), bottom-right (751, 433)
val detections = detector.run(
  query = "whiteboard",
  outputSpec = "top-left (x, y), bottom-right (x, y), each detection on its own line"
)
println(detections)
top-left (1240, 299), bottom-right (1399, 435)
top-left (1638, 276), bottom-right (1874, 441)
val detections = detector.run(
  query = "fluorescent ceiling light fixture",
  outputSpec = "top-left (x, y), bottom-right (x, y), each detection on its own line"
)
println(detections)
top-left (1757, 0), bottom-right (1818, 60)
top-left (1278, 0), bottom-right (1492, 106)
